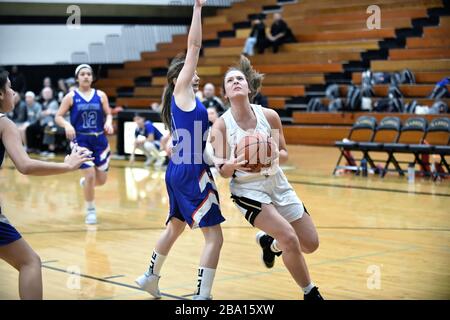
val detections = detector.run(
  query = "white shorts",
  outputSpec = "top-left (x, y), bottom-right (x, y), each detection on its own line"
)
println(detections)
top-left (230, 168), bottom-right (307, 225)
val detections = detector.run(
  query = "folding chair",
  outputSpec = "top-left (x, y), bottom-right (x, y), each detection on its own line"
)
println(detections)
top-left (381, 117), bottom-right (427, 177)
top-left (408, 117), bottom-right (450, 179)
top-left (358, 116), bottom-right (401, 174)
top-left (333, 116), bottom-right (377, 175)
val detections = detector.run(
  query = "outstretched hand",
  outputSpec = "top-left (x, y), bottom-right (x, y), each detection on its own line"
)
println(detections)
top-left (64, 143), bottom-right (94, 170)
top-left (195, 0), bottom-right (207, 7)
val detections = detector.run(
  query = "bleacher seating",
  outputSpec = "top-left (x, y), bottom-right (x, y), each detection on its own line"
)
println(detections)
top-left (92, 0), bottom-right (449, 147)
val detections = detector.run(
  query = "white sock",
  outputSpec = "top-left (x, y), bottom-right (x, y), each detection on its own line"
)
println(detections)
top-left (270, 240), bottom-right (282, 253)
top-left (303, 282), bottom-right (315, 295)
top-left (147, 250), bottom-right (166, 276)
top-left (196, 267), bottom-right (216, 298)
top-left (86, 201), bottom-right (95, 210)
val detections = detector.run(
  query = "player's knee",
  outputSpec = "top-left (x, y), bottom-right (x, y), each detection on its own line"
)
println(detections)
top-left (21, 251), bottom-right (41, 270)
top-left (278, 230), bottom-right (301, 254)
top-left (302, 236), bottom-right (319, 254)
top-left (96, 175), bottom-right (107, 186)
top-left (84, 172), bottom-right (96, 184)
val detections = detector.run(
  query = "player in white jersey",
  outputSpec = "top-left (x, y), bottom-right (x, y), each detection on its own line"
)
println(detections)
top-left (210, 56), bottom-right (324, 300)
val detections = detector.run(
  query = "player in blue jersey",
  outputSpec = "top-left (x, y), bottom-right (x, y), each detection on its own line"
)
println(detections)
top-left (129, 113), bottom-right (166, 167)
top-left (55, 64), bottom-right (114, 225)
top-left (0, 70), bottom-right (93, 299)
top-left (135, 0), bottom-right (231, 300)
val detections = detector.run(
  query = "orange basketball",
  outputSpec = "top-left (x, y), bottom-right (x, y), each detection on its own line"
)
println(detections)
top-left (235, 132), bottom-right (272, 173)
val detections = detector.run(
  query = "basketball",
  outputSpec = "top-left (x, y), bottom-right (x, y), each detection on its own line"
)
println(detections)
top-left (235, 132), bottom-right (272, 172)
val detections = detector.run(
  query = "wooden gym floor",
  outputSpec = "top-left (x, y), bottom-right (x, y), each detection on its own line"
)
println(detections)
top-left (0, 145), bottom-right (449, 300)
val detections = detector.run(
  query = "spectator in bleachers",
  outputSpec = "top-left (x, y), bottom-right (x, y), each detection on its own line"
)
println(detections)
top-left (266, 13), bottom-right (296, 54)
top-left (7, 93), bottom-right (27, 125)
top-left (202, 83), bottom-right (225, 112)
top-left (242, 17), bottom-right (268, 56)
top-left (26, 87), bottom-right (58, 154)
top-left (207, 106), bottom-right (219, 127)
top-left (40, 87), bottom-right (63, 157)
top-left (19, 91), bottom-right (42, 150)
top-left (43, 77), bottom-right (52, 89)
top-left (9, 66), bottom-right (26, 96)
top-left (57, 78), bottom-right (68, 103)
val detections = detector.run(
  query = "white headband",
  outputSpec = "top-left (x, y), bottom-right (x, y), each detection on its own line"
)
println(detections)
top-left (75, 64), bottom-right (92, 77)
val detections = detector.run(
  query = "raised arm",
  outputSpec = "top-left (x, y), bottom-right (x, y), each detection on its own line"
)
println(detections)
top-left (173, 0), bottom-right (206, 108)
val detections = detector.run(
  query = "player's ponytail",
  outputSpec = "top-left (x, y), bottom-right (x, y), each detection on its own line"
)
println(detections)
top-left (161, 54), bottom-right (185, 132)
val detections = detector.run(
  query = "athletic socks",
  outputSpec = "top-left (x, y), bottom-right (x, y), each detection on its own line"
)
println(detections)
top-left (196, 267), bottom-right (216, 299)
top-left (146, 250), bottom-right (166, 276)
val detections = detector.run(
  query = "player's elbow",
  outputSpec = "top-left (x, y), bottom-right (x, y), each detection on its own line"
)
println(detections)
top-left (17, 161), bottom-right (33, 175)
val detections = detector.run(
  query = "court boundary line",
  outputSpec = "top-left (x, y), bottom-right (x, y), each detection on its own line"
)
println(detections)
top-left (41, 264), bottom-right (189, 300)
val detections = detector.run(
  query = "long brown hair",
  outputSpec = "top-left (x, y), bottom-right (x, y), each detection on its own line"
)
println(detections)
top-left (223, 55), bottom-right (264, 103)
top-left (161, 54), bottom-right (185, 131)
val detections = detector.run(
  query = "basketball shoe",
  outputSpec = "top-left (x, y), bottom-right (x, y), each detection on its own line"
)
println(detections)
top-left (256, 231), bottom-right (282, 268)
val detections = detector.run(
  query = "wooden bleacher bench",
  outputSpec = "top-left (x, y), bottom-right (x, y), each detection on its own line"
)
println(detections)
top-left (371, 59), bottom-right (450, 72)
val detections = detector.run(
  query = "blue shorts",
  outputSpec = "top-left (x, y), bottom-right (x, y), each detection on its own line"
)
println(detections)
top-left (0, 210), bottom-right (22, 246)
top-left (165, 161), bottom-right (225, 229)
top-left (73, 133), bottom-right (110, 171)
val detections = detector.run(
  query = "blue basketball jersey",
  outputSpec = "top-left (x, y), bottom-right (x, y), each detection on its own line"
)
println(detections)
top-left (70, 89), bottom-right (104, 134)
top-left (165, 95), bottom-right (224, 229)
top-left (171, 96), bottom-right (209, 164)
top-left (135, 120), bottom-right (163, 141)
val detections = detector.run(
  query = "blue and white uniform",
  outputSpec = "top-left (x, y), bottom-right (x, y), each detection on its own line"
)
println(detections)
top-left (165, 96), bottom-right (224, 229)
top-left (71, 89), bottom-right (110, 171)
top-left (0, 114), bottom-right (22, 246)
top-left (135, 120), bottom-right (163, 149)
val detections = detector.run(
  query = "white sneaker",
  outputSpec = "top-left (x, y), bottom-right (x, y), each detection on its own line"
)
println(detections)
top-left (85, 208), bottom-right (97, 225)
top-left (192, 294), bottom-right (212, 300)
top-left (80, 177), bottom-right (85, 188)
top-left (135, 273), bottom-right (161, 299)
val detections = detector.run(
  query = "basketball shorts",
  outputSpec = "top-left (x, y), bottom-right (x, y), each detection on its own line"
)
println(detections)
top-left (230, 168), bottom-right (308, 226)
top-left (0, 209), bottom-right (22, 246)
top-left (165, 161), bottom-right (225, 229)
top-left (73, 133), bottom-right (110, 171)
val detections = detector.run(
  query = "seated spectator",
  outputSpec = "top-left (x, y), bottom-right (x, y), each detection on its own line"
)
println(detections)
top-left (242, 17), bottom-right (268, 56)
top-left (19, 91), bottom-right (42, 150)
top-left (7, 93), bottom-right (27, 125)
top-left (129, 113), bottom-right (165, 167)
top-left (9, 65), bottom-right (26, 97)
top-left (56, 78), bottom-right (68, 103)
top-left (253, 91), bottom-right (269, 108)
top-left (266, 13), bottom-right (296, 54)
top-left (202, 83), bottom-right (225, 112)
top-left (207, 106), bottom-right (219, 128)
top-left (26, 87), bottom-right (59, 154)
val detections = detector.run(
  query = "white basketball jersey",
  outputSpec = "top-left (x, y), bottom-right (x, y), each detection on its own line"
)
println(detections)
top-left (221, 104), bottom-right (279, 180)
